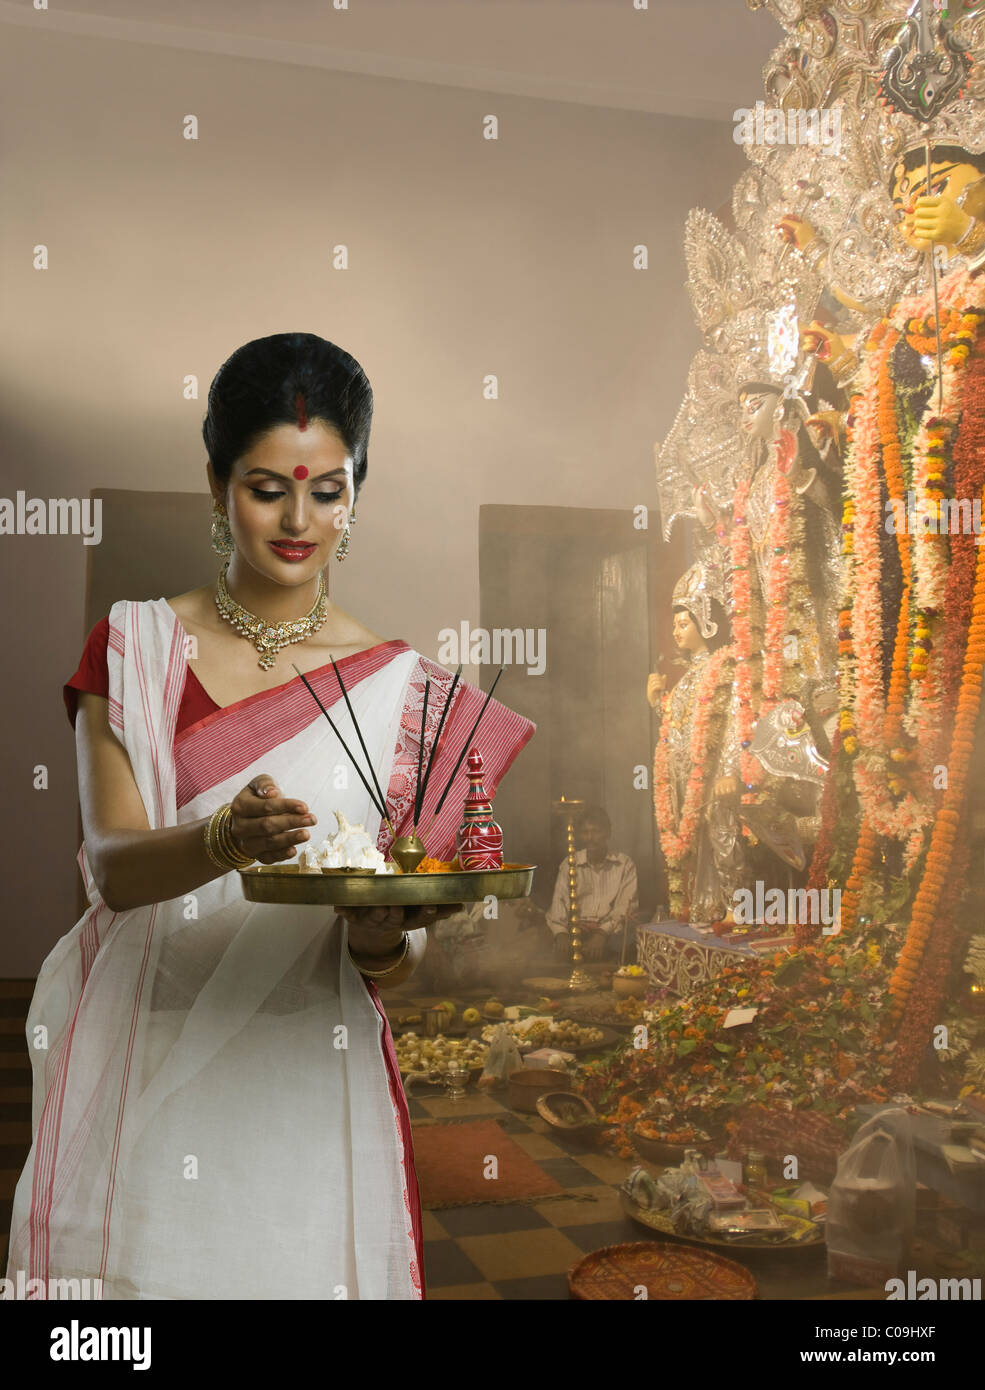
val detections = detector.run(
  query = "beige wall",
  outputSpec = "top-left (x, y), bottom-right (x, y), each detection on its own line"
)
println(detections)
top-left (0, 24), bottom-right (746, 975)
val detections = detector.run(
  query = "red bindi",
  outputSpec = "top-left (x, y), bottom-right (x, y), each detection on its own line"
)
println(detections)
top-left (293, 464), bottom-right (309, 480)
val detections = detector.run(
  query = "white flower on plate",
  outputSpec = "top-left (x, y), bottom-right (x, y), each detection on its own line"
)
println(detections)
top-left (297, 810), bottom-right (395, 873)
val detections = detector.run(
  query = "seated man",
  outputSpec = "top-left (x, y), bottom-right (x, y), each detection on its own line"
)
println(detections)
top-left (544, 805), bottom-right (640, 963)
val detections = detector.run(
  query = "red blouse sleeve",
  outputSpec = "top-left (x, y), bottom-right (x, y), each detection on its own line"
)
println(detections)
top-left (64, 616), bottom-right (111, 728)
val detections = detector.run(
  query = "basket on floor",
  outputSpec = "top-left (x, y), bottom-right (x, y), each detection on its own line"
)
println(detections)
top-left (569, 1241), bottom-right (757, 1300)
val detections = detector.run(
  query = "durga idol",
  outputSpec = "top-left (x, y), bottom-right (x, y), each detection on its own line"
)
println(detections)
top-left (648, 562), bottom-right (747, 924)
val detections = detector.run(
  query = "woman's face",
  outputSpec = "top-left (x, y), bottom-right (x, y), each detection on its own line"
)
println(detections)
top-left (672, 608), bottom-right (705, 654)
top-left (211, 420), bottom-right (356, 584)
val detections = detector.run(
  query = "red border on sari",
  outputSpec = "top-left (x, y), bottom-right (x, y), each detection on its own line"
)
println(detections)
top-left (364, 980), bottom-right (426, 1299)
top-left (174, 640), bottom-right (410, 809)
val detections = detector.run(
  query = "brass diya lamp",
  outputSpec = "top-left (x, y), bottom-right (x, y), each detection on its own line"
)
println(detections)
top-left (552, 795), bottom-right (592, 992)
top-left (389, 832), bottom-right (428, 873)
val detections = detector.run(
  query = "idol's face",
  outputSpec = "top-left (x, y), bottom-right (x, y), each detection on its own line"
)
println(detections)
top-left (211, 421), bottom-right (356, 583)
top-left (891, 156), bottom-right (983, 251)
top-left (672, 608), bottom-right (705, 654)
top-left (738, 387), bottom-right (781, 440)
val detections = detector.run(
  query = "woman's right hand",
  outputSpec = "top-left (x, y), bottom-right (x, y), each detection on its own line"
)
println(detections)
top-left (228, 774), bottom-right (317, 864)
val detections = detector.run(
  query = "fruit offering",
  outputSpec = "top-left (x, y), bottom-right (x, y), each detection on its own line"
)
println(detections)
top-left (480, 1019), bottom-right (605, 1050)
top-left (635, 1119), bottom-right (712, 1145)
top-left (395, 1032), bottom-right (488, 1075)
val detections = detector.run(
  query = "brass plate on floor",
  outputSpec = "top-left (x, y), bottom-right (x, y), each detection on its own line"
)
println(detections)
top-left (621, 1193), bottom-right (823, 1251)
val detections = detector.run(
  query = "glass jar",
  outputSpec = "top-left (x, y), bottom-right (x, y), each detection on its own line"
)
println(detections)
top-left (745, 1150), bottom-right (768, 1188)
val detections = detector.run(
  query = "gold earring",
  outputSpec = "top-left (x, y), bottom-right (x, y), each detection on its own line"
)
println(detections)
top-left (336, 508), bottom-right (356, 562)
top-left (211, 499), bottom-right (234, 557)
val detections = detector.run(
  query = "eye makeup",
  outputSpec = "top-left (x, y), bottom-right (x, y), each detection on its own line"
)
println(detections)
top-left (250, 487), bottom-right (343, 503)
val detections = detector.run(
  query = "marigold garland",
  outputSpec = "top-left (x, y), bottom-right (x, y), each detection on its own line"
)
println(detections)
top-left (843, 273), bottom-right (985, 870)
top-left (821, 271), bottom-right (985, 978)
top-left (849, 323), bottom-right (931, 842)
top-left (875, 273), bottom-right (985, 1014)
top-left (888, 484), bottom-right (985, 1012)
top-left (730, 479), bottom-right (764, 803)
top-left (652, 645), bottom-right (734, 872)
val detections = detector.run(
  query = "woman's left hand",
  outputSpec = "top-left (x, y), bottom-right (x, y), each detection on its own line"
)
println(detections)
top-left (337, 903), bottom-right (464, 959)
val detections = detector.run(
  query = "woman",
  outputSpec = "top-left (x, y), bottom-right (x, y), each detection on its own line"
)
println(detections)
top-left (5, 333), bottom-right (535, 1300)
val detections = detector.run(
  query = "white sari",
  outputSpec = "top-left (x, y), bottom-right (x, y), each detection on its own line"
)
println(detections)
top-left (6, 598), bottom-right (534, 1300)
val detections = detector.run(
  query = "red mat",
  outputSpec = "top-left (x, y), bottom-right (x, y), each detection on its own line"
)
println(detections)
top-left (411, 1120), bottom-right (565, 1208)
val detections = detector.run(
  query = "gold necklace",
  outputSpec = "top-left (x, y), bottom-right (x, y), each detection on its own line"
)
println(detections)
top-left (215, 559), bottom-right (329, 670)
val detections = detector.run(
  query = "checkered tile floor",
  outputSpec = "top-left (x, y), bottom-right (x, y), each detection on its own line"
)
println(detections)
top-left (406, 1085), bottom-right (864, 1300)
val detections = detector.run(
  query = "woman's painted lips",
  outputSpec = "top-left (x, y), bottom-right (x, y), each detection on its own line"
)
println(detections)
top-left (268, 540), bottom-right (317, 562)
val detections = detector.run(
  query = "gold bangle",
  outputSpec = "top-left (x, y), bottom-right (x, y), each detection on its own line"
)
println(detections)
top-left (205, 808), bottom-right (232, 872)
top-left (348, 933), bottom-right (410, 979)
top-left (204, 805), bottom-right (254, 872)
top-left (204, 809), bottom-right (226, 871)
top-left (218, 805), bottom-right (254, 865)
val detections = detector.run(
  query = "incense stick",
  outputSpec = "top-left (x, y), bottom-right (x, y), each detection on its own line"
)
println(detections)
top-left (292, 663), bottom-right (395, 837)
top-left (413, 678), bottom-right (430, 828)
top-left (418, 666), bottom-right (505, 843)
top-left (415, 662), bottom-right (462, 827)
top-left (327, 653), bottom-right (397, 837)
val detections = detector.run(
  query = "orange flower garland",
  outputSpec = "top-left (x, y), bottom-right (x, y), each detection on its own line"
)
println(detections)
top-left (884, 280), bottom-right (985, 1012)
top-left (823, 271), bottom-right (985, 967)
top-left (844, 276), bottom-right (985, 856)
top-left (730, 479), bottom-right (764, 802)
top-left (653, 646), bottom-right (734, 873)
top-left (889, 500), bottom-right (985, 1010)
top-left (838, 819), bottom-right (880, 939)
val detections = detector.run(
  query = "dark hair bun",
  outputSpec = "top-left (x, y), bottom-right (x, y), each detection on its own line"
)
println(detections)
top-left (202, 332), bottom-right (373, 492)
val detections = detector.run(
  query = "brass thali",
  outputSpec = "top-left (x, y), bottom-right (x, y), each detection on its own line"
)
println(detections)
top-left (240, 861), bottom-right (536, 907)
